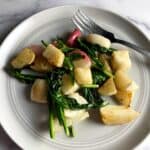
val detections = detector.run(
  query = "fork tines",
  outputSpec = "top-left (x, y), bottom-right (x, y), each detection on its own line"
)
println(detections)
top-left (72, 9), bottom-right (93, 33)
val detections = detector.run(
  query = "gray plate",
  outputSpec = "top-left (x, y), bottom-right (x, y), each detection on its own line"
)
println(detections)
top-left (0, 6), bottom-right (149, 150)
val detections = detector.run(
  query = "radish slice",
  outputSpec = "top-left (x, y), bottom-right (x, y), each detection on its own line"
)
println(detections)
top-left (70, 50), bottom-right (91, 68)
top-left (67, 29), bottom-right (82, 46)
top-left (70, 50), bottom-right (91, 62)
top-left (28, 45), bottom-right (44, 56)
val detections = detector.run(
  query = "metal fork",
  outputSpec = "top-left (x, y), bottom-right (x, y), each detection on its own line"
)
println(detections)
top-left (72, 9), bottom-right (150, 57)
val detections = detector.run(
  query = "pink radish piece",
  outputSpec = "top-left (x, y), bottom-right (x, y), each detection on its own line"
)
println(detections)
top-left (67, 28), bottom-right (82, 46)
top-left (70, 50), bottom-right (91, 68)
top-left (28, 45), bottom-right (44, 56)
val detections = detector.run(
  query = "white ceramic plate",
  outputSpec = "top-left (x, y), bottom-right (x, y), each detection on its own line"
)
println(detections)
top-left (0, 6), bottom-right (150, 150)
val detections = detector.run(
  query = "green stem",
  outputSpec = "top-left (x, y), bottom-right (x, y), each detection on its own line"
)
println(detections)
top-left (49, 110), bottom-right (55, 139)
top-left (81, 84), bottom-right (99, 88)
top-left (68, 126), bottom-right (75, 137)
top-left (55, 104), bottom-right (63, 125)
top-left (41, 40), bottom-right (48, 48)
top-left (64, 57), bottom-right (73, 71)
top-left (103, 70), bottom-right (113, 77)
top-left (59, 107), bottom-right (70, 136)
top-left (100, 101), bottom-right (109, 107)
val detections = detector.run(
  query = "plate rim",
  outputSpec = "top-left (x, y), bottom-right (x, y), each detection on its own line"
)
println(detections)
top-left (0, 5), bottom-right (149, 150)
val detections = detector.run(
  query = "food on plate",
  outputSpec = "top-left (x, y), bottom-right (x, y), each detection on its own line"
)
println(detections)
top-left (71, 50), bottom-right (91, 68)
top-left (61, 74), bottom-right (79, 95)
top-left (53, 118), bottom-right (72, 132)
top-left (11, 48), bottom-right (35, 69)
top-left (86, 34), bottom-right (111, 48)
top-left (113, 69), bottom-right (138, 106)
top-left (28, 45), bottom-right (44, 56)
top-left (30, 56), bottom-right (52, 72)
top-left (114, 90), bottom-right (133, 106)
top-left (98, 77), bottom-right (117, 96)
top-left (114, 70), bottom-right (132, 90)
top-left (111, 50), bottom-right (131, 71)
top-left (7, 28), bottom-right (139, 139)
top-left (74, 67), bottom-right (93, 84)
top-left (100, 105), bottom-right (139, 125)
top-left (67, 28), bottom-right (82, 46)
top-left (99, 54), bottom-right (112, 72)
top-left (64, 93), bottom-right (89, 120)
top-left (114, 81), bottom-right (138, 106)
top-left (126, 81), bottom-right (139, 91)
top-left (43, 44), bottom-right (65, 67)
top-left (31, 79), bottom-right (48, 103)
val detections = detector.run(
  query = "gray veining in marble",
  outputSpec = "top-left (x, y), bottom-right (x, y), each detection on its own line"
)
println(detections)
top-left (0, 0), bottom-right (150, 43)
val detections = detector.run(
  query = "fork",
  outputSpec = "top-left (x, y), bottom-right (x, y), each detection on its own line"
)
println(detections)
top-left (72, 9), bottom-right (150, 57)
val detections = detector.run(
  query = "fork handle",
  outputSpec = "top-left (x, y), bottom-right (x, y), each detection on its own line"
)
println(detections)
top-left (115, 39), bottom-right (150, 57)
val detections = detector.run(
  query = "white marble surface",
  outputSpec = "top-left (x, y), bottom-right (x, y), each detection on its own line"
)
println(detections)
top-left (0, 0), bottom-right (150, 149)
top-left (0, 0), bottom-right (150, 43)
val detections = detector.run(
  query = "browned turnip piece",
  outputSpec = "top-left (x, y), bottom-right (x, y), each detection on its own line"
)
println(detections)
top-left (111, 50), bottom-right (131, 71)
top-left (30, 56), bottom-right (52, 72)
top-left (114, 81), bottom-right (138, 106)
top-left (74, 67), bottom-right (93, 85)
top-left (31, 79), bottom-right (48, 103)
top-left (11, 48), bottom-right (35, 69)
top-left (98, 78), bottom-right (117, 96)
top-left (100, 105), bottom-right (139, 125)
top-left (114, 70), bottom-right (132, 90)
top-left (43, 44), bottom-right (64, 67)
top-left (114, 90), bottom-right (133, 106)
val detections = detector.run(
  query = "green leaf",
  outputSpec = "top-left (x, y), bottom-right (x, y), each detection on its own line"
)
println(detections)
top-left (46, 70), bottom-right (108, 110)
top-left (63, 57), bottom-right (74, 71)
top-left (92, 68), bottom-right (109, 85)
top-left (41, 40), bottom-right (48, 48)
top-left (6, 69), bottom-right (45, 84)
top-left (77, 38), bottom-right (116, 55)
top-left (68, 126), bottom-right (75, 137)
top-left (55, 39), bottom-right (74, 52)
top-left (69, 53), bottom-right (84, 60)
top-left (51, 91), bottom-right (107, 110)
top-left (46, 70), bottom-right (71, 137)
top-left (77, 38), bottom-right (104, 68)
top-left (79, 87), bottom-right (104, 104)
